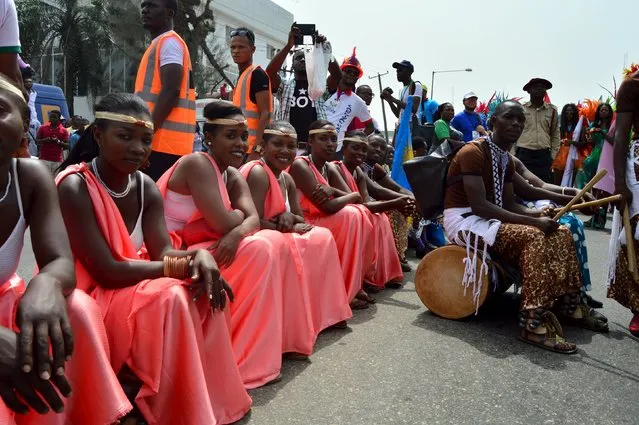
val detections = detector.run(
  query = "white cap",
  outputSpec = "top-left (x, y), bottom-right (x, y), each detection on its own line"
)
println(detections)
top-left (463, 91), bottom-right (478, 100)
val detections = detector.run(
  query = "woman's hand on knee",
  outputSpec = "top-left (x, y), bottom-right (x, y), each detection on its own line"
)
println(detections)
top-left (16, 276), bottom-right (73, 388)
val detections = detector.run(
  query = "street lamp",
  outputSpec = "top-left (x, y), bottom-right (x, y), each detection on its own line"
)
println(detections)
top-left (430, 68), bottom-right (472, 99)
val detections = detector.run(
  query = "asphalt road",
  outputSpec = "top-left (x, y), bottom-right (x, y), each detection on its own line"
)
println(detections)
top-left (17, 221), bottom-right (639, 425)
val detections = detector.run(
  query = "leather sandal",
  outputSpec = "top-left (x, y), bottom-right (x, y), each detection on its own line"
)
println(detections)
top-left (363, 282), bottom-right (384, 294)
top-left (561, 304), bottom-right (609, 332)
top-left (519, 310), bottom-right (578, 354)
top-left (401, 260), bottom-right (412, 272)
top-left (585, 294), bottom-right (604, 309)
top-left (350, 299), bottom-right (369, 310)
top-left (385, 280), bottom-right (403, 289)
top-left (356, 289), bottom-right (376, 304)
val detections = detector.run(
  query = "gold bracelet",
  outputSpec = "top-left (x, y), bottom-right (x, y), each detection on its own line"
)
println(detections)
top-left (163, 255), bottom-right (194, 280)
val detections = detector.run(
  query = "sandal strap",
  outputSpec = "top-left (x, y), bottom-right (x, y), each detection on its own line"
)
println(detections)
top-left (541, 310), bottom-right (565, 339)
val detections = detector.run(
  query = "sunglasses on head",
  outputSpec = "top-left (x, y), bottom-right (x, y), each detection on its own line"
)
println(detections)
top-left (230, 30), bottom-right (255, 44)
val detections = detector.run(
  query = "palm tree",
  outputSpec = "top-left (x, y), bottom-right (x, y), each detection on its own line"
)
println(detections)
top-left (16, 0), bottom-right (50, 64)
top-left (174, 0), bottom-right (234, 89)
top-left (41, 0), bottom-right (114, 114)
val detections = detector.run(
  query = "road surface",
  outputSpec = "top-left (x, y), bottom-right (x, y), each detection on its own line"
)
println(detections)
top-left (17, 221), bottom-right (639, 425)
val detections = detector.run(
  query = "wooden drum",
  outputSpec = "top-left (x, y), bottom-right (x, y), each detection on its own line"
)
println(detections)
top-left (414, 245), bottom-right (491, 319)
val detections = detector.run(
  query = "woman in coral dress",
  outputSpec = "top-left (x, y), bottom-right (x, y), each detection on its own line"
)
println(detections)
top-left (333, 131), bottom-right (411, 291)
top-left (158, 100), bottom-right (306, 387)
top-left (240, 121), bottom-right (352, 343)
top-left (0, 76), bottom-right (132, 425)
top-left (56, 94), bottom-right (251, 424)
top-left (289, 120), bottom-right (376, 309)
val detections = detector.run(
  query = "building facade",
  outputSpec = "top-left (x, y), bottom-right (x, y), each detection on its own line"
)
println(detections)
top-left (29, 0), bottom-right (293, 118)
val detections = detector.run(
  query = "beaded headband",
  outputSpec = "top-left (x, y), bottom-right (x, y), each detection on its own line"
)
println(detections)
top-left (308, 129), bottom-right (337, 135)
top-left (0, 78), bottom-right (26, 104)
top-left (206, 118), bottom-right (248, 125)
top-left (264, 129), bottom-right (298, 138)
top-left (342, 137), bottom-right (367, 144)
top-left (95, 112), bottom-right (154, 130)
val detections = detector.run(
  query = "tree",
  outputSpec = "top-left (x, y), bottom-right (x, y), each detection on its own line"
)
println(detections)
top-left (174, 0), bottom-right (234, 90)
top-left (34, 0), bottom-right (115, 114)
top-left (16, 0), bottom-right (50, 64)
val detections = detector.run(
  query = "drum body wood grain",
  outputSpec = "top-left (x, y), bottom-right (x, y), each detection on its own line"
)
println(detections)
top-left (415, 245), bottom-right (491, 319)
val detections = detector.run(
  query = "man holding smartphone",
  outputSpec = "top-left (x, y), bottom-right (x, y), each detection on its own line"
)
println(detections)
top-left (36, 110), bottom-right (69, 174)
top-left (268, 23), bottom-right (342, 152)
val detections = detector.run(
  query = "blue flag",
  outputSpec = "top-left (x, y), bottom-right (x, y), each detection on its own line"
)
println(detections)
top-left (390, 96), bottom-right (414, 190)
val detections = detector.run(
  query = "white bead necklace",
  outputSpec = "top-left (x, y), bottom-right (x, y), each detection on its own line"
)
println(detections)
top-left (0, 170), bottom-right (11, 204)
top-left (91, 158), bottom-right (132, 198)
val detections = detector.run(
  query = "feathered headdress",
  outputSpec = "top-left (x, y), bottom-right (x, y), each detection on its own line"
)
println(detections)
top-left (623, 63), bottom-right (639, 77)
top-left (477, 91), bottom-right (523, 123)
top-left (578, 98), bottom-right (600, 124)
top-left (340, 47), bottom-right (363, 79)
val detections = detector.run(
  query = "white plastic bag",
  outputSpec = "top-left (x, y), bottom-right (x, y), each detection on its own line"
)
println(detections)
top-left (305, 42), bottom-right (331, 101)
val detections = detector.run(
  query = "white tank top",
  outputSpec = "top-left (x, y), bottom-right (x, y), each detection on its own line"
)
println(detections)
top-left (164, 189), bottom-right (198, 232)
top-left (129, 173), bottom-right (144, 251)
top-left (281, 176), bottom-right (291, 213)
top-left (0, 159), bottom-right (27, 283)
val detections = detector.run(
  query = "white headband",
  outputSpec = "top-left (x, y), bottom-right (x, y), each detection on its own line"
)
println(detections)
top-left (342, 137), bottom-right (367, 144)
top-left (264, 129), bottom-right (298, 138)
top-left (308, 129), bottom-right (337, 136)
top-left (95, 112), bottom-right (154, 130)
top-left (206, 118), bottom-right (247, 125)
top-left (0, 78), bottom-right (25, 104)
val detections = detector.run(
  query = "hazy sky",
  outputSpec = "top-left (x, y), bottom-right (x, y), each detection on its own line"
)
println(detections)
top-left (271, 0), bottom-right (638, 129)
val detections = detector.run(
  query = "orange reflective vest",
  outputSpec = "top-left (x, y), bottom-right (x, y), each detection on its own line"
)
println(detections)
top-left (134, 31), bottom-right (196, 156)
top-left (232, 64), bottom-right (272, 149)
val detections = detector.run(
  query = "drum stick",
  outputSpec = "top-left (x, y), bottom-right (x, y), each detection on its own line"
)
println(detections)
top-left (568, 195), bottom-right (621, 211)
top-left (553, 169), bottom-right (608, 221)
top-left (623, 206), bottom-right (639, 282)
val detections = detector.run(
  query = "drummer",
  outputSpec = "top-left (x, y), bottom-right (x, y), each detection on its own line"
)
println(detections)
top-left (442, 100), bottom-right (605, 354)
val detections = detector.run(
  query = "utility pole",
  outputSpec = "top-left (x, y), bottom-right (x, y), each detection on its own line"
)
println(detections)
top-left (369, 71), bottom-right (389, 142)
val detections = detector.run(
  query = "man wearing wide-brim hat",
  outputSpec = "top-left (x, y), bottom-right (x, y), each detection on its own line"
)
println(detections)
top-left (515, 78), bottom-right (560, 183)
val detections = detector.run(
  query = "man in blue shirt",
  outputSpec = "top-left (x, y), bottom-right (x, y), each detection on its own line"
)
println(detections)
top-left (450, 91), bottom-right (487, 142)
top-left (420, 90), bottom-right (439, 124)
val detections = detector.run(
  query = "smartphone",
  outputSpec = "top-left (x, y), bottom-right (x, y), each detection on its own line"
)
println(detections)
top-left (294, 24), bottom-right (316, 45)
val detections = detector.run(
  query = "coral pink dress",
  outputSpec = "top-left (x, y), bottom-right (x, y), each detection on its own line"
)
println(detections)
top-left (240, 161), bottom-right (352, 342)
top-left (0, 275), bottom-right (132, 425)
top-left (334, 161), bottom-right (403, 287)
top-left (0, 158), bottom-right (131, 425)
top-left (293, 157), bottom-right (374, 301)
top-left (56, 164), bottom-right (251, 424)
top-left (158, 153), bottom-right (284, 388)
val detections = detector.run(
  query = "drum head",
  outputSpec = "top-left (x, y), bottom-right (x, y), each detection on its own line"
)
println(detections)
top-left (414, 245), bottom-right (489, 319)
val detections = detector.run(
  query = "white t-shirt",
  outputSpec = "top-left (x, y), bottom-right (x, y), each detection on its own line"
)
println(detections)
top-left (324, 91), bottom-right (372, 151)
top-left (28, 90), bottom-right (39, 125)
top-left (400, 81), bottom-right (423, 118)
top-left (0, 0), bottom-right (20, 53)
top-left (152, 33), bottom-right (184, 67)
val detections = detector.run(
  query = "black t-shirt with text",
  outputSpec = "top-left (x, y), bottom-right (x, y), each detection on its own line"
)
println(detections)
top-left (289, 79), bottom-right (317, 143)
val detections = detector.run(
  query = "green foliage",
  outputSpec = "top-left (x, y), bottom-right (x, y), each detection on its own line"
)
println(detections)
top-left (16, 0), bottom-right (50, 62)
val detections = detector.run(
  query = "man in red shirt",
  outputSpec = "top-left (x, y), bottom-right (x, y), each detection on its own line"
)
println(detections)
top-left (36, 110), bottom-right (69, 174)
